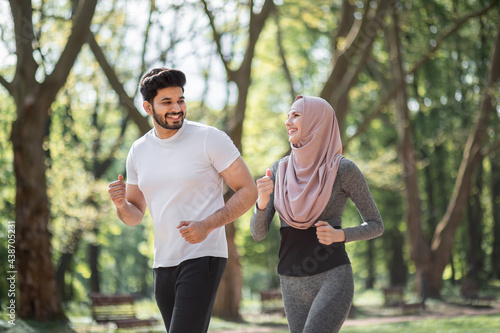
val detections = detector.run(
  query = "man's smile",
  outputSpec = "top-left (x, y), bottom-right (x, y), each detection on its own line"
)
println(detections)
top-left (166, 112), bottom-right (183, 119)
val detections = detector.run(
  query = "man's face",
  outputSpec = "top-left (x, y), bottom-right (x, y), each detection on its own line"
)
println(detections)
top-left (146, 86), bottom-right (187, 131)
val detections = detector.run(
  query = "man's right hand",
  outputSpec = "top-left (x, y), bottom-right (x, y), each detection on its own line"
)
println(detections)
top-left (256, 169), bottom-right (273, 210)
top-left (108, 174), bottom-right (126, 208)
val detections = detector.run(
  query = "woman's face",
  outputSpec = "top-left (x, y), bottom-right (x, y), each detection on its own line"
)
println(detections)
top-left (285, 109), bottom-right (303, 147)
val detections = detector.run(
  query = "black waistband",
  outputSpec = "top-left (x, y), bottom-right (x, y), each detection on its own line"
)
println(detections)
top-left (278, 226), bottom-right (350, 277)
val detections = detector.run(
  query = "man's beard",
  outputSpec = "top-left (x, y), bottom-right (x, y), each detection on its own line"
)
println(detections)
top-left (152, 106), bottom-right (185, 130)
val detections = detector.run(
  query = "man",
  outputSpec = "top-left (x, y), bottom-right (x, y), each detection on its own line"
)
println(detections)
top-left (108, 68), bottom-right (258, 332)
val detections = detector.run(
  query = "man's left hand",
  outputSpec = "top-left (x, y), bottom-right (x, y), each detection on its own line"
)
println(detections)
top-left (177, 221), bottom-right (211, 244)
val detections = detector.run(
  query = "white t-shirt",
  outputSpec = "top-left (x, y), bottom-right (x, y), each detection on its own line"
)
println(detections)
top-left (126, 120), bottom-right (240, 268)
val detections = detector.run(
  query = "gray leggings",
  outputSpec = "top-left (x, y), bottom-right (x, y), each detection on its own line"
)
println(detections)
top-left (280, 264), bottom-right (354, 333)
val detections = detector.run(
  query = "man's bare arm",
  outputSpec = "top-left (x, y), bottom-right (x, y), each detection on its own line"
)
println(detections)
top-left (108, 175), bottom-right (147, 227)
top-left (177, 157), bottom-right (258, 243)
top-left (206, 157), bottom-right (258, 230)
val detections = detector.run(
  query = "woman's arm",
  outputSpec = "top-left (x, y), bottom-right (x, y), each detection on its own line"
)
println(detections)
top-left (340, 159), bottom-right (384, 242)
top-left (250, 161), bottom-right (280, 241)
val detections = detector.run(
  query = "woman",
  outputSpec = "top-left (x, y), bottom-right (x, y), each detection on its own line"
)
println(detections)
top-left (250, 95), bottom-right (384, 333)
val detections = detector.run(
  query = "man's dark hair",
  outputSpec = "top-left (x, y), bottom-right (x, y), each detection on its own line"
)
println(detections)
top-left (139, 68), bottom-right (186, 103)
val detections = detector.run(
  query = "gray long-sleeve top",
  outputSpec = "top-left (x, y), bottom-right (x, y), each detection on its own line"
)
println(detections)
top-left (251, 156), bottom-right (384, 262)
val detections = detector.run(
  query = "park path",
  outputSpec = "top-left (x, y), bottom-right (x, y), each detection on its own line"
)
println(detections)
top-left (209, 303), bottom-right (500, 333)
top-left (343, 303), bottom-right (500, 327)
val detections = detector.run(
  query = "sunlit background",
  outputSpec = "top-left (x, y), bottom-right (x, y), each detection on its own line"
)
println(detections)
top-left (1, 0), bottom-right (499, 332)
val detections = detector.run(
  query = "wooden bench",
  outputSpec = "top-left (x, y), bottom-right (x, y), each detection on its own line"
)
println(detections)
top-left (383, 286), bottom-right (424, 314)
top-left (401, 302), bottom-right (425, 314)
top-left (89, 293), bottom-right (158, 329)
top-left (260, 289), bottom-right (285, 315)
top-left (460, 282), bottom-right (496, 307)
top-left (383, 286), bottom-right (405, 306)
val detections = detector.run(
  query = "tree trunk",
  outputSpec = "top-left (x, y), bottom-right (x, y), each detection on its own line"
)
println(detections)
top-left (386, 228), bottom-right (407, 287)
top-left (434, 145), bottom-right (449, 223)
top-left (55, 229), bottom-right (83, 302)
top-left (321, 0), bottom-right (393, 129)
top-left (388, 8), bottom-right (430, 298)
top-left (140, 256), bottom-right (150, 297)
top-left (466, 163), bottom-right (484, 282)
top-left (491, 152), bottom-right (500, 279)
top-left (427, 15), bottom-right (500, 296)
top-left (12, 101), bottom-right (66, 320)
top-left (8, 0), bottom-right (98, 320)
top-left (203, 0), bottom-right (276, 320)
top-left (213, 223), bottom-right (243, 321)
top-left (56, 252), bottom-right (73, 302)
top-left (449, 254), bottom-right (456, 285)
top-left (365, 240), bottom-right (375, 289)
top-left (89, 229), bottom-right (100, 293)
top-left (422, 152), bottom-right (437, 240)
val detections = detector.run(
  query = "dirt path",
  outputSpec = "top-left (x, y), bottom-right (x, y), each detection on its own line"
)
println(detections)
top-left (343, 303), bottom-right (500, 327)
top-left (209, 303), bottom-right (500, 332)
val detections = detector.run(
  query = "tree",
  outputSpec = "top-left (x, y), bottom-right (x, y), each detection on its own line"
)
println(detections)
top-left (387, 5), bottom-right (427, 297)
top-left (202, 0), bottom-right (276, 320)
top-left (491, 149), bottom-right (500, 279)
top-left (388, 2), bottom-right (500, 298)
top-left (320, 0), bottom-right (394, 131)
top-left (427, 13), bottom-right (500, 296)
top-left (0, 0), bottom-right (98, 320)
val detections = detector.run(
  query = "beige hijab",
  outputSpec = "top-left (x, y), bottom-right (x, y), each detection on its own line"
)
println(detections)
top-left (274, 95), bottom-right (343, 229)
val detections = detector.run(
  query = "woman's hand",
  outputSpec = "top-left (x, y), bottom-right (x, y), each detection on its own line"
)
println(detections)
top-left (256, 169), bottom-right (274, 210)
top-left (315, 221), bottom-right (346, 245)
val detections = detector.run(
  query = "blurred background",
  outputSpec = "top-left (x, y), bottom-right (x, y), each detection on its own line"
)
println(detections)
top-left (0, 0), bottom-right (499, 331)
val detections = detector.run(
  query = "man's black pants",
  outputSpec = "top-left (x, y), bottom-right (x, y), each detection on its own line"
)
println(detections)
top-left (154, 256), bottom-right (227, 333)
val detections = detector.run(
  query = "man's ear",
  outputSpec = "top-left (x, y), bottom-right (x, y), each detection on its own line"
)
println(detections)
top-left (143, 101), bottom-right (152, 115)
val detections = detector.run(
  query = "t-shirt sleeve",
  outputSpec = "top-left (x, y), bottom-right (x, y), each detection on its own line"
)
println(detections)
top-left (125, 145), bottom-right (139, 185)
top-left (205, 127), bottom-right (241, 173)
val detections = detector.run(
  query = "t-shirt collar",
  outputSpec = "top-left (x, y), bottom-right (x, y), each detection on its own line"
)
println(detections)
top-left (152, 120), bottom-right (189, 144)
